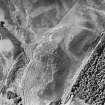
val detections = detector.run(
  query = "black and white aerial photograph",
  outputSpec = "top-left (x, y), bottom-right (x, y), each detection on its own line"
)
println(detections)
top-left (1, 0), bottom-right (105, 105)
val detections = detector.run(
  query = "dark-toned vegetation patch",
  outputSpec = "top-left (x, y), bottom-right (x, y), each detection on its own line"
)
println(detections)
top-left (70, 35), bottom-right (105, 105)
